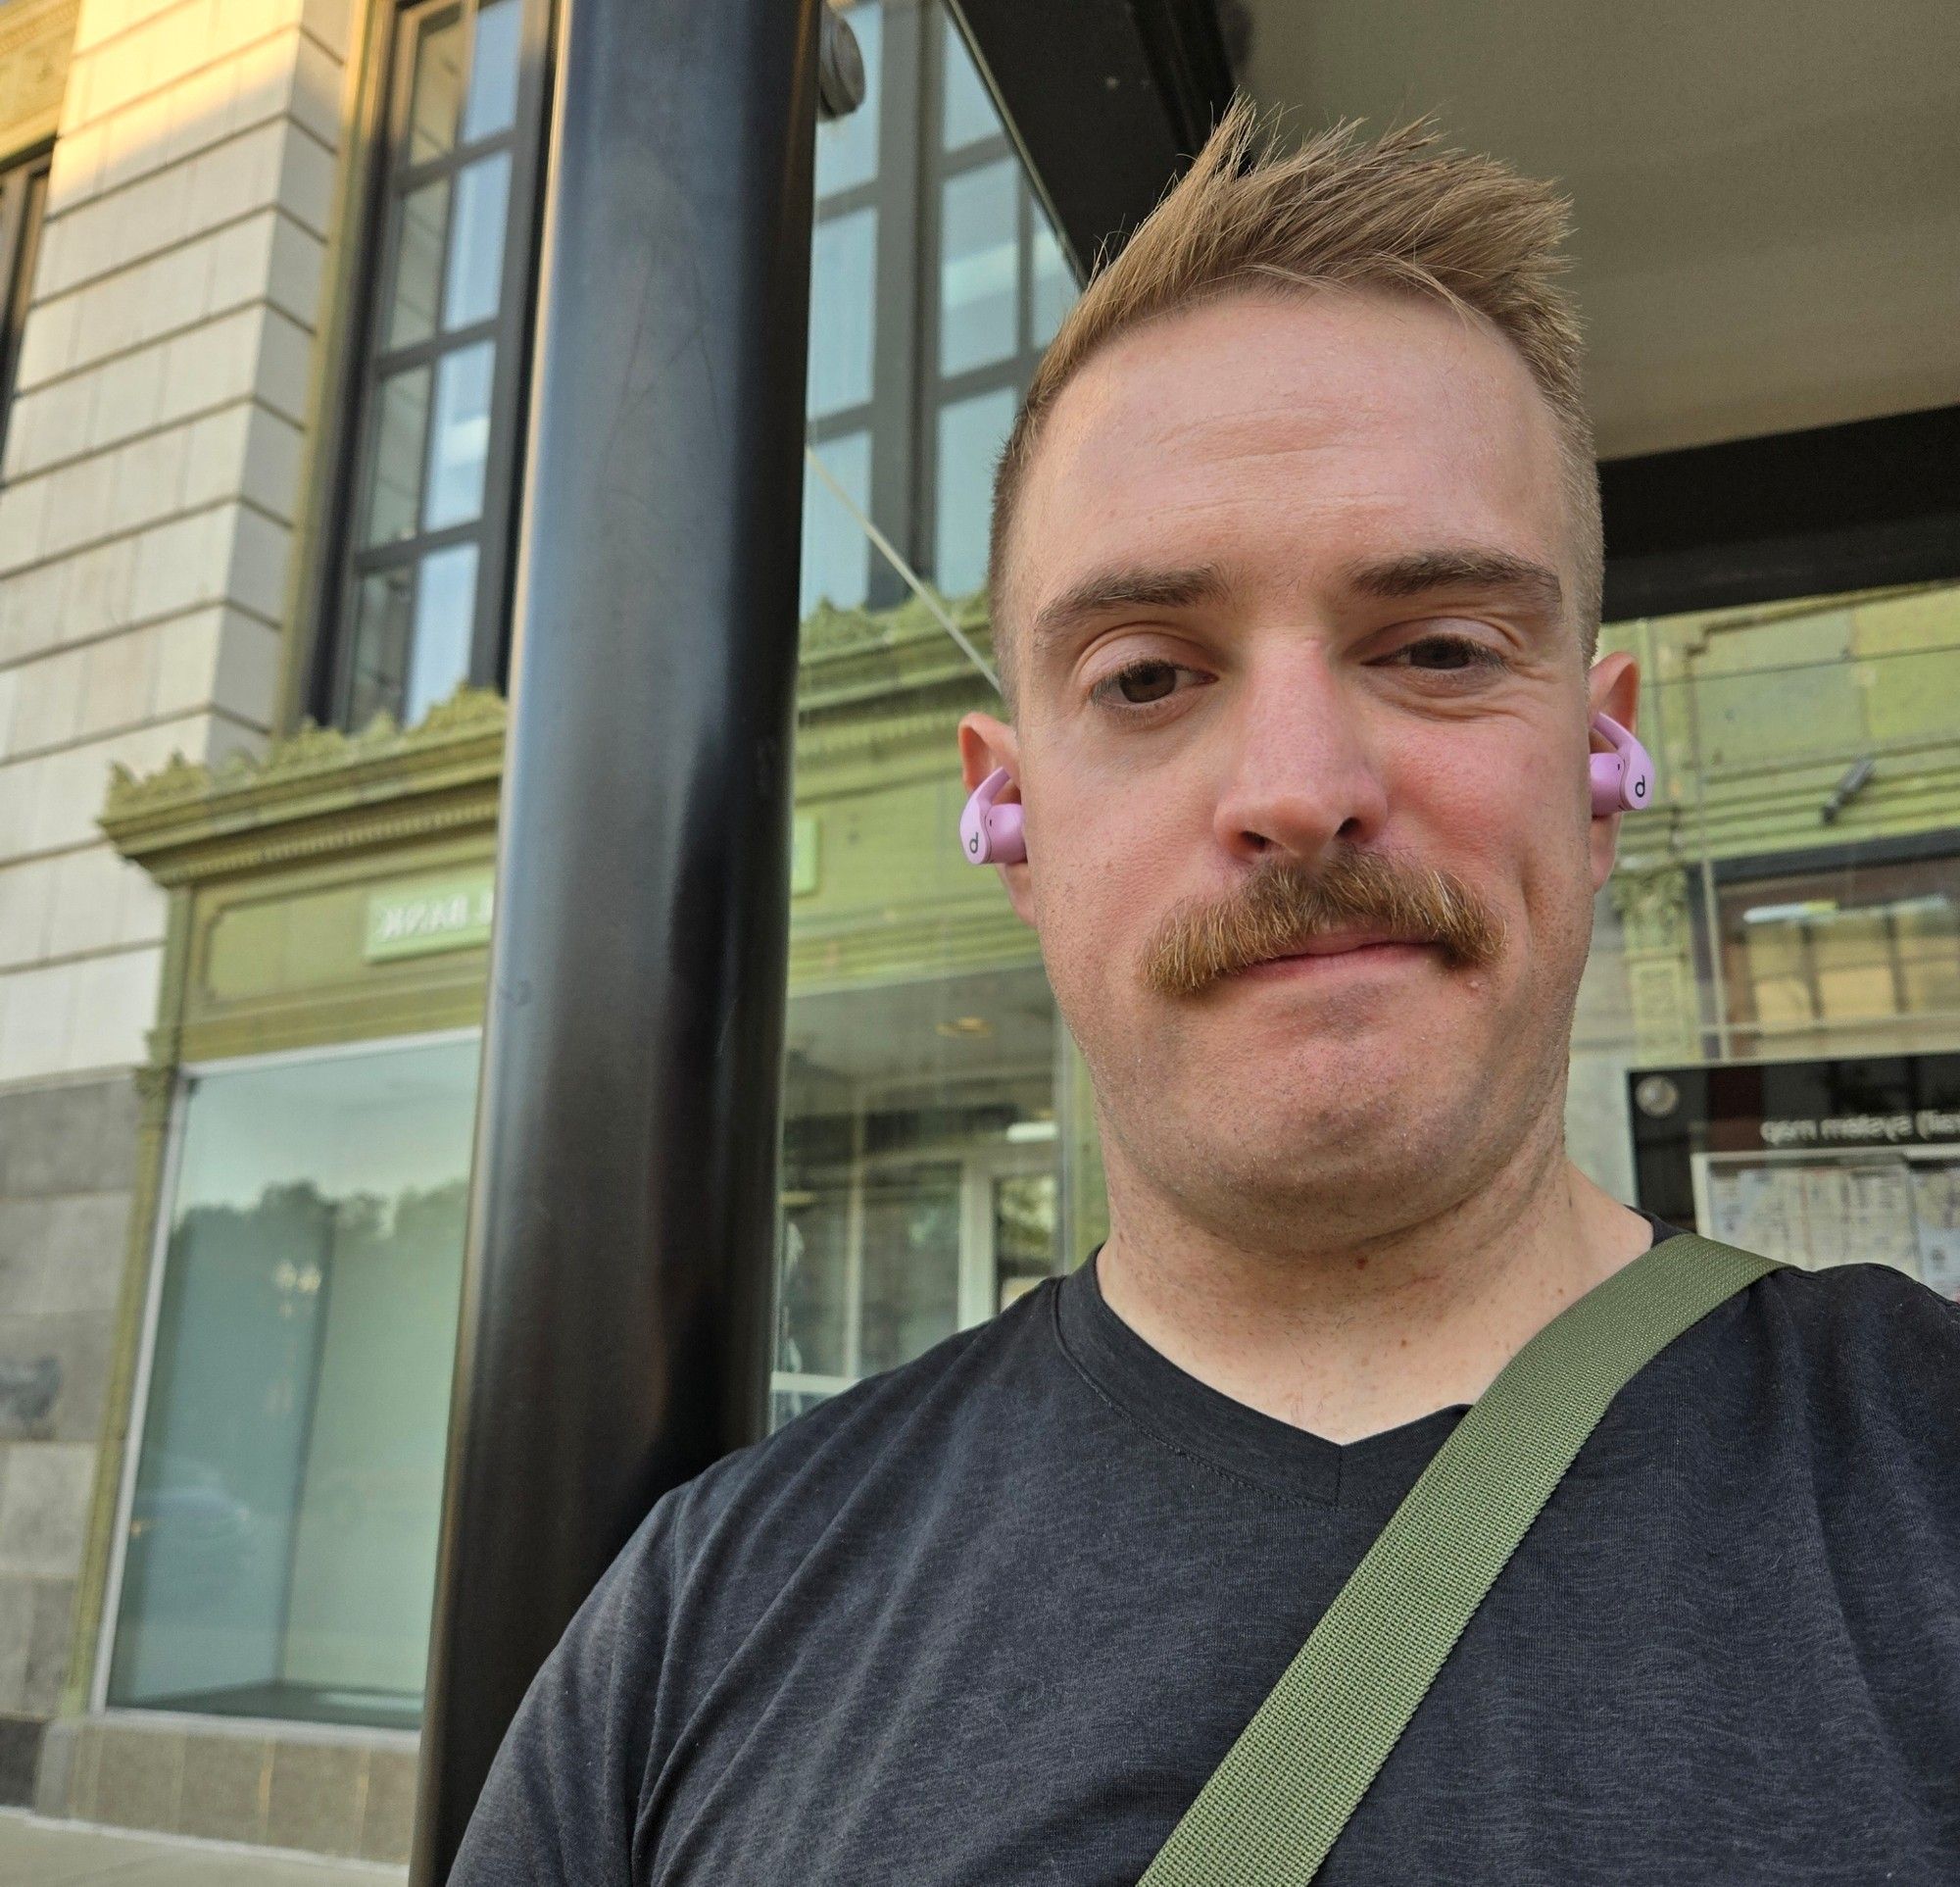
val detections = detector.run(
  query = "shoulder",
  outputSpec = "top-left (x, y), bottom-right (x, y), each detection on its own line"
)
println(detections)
top-left (1740, 1260), bottom-right (1960, 1448)
top-left (651, 1276), bottom-right (1062, 1607)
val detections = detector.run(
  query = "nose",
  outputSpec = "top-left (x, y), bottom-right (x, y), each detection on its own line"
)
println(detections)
top-left (1210, 644), bottom-right (1390, 866)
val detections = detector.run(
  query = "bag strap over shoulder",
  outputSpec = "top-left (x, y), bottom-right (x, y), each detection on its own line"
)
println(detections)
top-left (1138, 1232), bottom-right (1782, 1887)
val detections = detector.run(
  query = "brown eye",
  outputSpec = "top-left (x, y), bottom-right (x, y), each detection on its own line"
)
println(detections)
top-left (1397, 635), bottom-right (1501, 671)
top-left (1114, 662), bottom-right (1179, 702)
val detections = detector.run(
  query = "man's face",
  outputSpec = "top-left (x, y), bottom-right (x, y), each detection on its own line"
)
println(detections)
top-left (961, 287), bottom-right (1636, 1238)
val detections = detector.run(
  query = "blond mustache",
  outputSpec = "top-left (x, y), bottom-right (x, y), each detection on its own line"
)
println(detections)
top-left (1143, 851), bottom-right (1506, 997)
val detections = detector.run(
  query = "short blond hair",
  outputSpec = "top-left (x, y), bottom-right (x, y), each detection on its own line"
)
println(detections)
top-left (986, 99), bottom-right (1602, 697)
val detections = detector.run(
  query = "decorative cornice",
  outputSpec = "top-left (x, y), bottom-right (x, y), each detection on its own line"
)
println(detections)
top-left (101, 685), bottom-right (509, 880)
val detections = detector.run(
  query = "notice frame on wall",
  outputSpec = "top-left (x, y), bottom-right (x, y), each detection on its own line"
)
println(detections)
top-left (1627, 1051), bottom-right (1960, 1302)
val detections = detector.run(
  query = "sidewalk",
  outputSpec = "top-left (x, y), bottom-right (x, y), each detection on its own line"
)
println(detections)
top-left (0, 1810), bottom-right (409, 1885)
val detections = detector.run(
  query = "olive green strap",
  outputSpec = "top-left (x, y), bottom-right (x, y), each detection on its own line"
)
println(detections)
top-left (1139, 1232), bottom-right (1781, 1887)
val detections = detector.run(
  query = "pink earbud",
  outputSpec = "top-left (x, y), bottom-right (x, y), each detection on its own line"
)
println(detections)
top-left (1590, 711), bottom-right (1654, 816)
top-left (959, 768), bottom-right (1026, 865)
top-left (957, 717), bottom-right (1653, 862)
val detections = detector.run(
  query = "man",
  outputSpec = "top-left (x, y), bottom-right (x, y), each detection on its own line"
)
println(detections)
top-left (455, 103), bottom-right (1960, 1884)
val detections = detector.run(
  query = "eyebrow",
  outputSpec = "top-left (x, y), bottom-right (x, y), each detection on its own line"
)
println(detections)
top-left (1339, 548), bottom-right (1564, 618)
top-left (1027, 563), bottom-right (1233, 665)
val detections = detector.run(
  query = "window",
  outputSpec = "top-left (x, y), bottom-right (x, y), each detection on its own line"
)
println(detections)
top-left (322, 0), bottom-right (550, 730)
top-left (105, 1037), bottom-right (480, 1730)
top-left (0, 144), bottom-right (50, 464)
top-left (1717, 853), bottom-right (1960, 1055)
top-left (801, 2), bottom-right (1078, 617)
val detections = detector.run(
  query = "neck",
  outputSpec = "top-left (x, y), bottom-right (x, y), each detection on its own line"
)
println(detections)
top-left (1094, 1125), bottom-right (1653, 1445)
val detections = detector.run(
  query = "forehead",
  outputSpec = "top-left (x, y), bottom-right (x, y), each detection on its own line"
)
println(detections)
top-left (1004, 286), bottom-right (1571, 637)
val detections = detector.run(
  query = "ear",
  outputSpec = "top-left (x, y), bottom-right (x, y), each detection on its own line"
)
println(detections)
top-left (956, 712), bottom-right (1036, 926)
top-left (1586, 651), bottom-right (1641, 892)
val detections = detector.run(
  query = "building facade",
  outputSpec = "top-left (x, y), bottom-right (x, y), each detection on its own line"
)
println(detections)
top-left (0, 0), bottom-right (1953, 1862)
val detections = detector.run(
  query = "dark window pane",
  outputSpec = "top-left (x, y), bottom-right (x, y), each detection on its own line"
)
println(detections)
top-left (443, 152), bottom-right (511, 329)
top-left (1031, 213), bottom-right (1075, 347)
top-left (940, 14), bottom-right (997, 150)
top-left (404, 542), bottom-right (479, 723)
top-left (815, 3), bottom-right (881, 197)
top-left (407, 6), bottom-right (466, 164)
top-left (807, 207), bottom-right (876, 420)
top-left (346, 566), bottom-right (416, 726)
top-left (424, 340), bottom-right (494, 528)
top-left (386, 177), bottom-right (451, 351)
top-left (934, 384), bottom-right (1015, 595)
top-left (363, 366), bottom-right (431, 547)
top-left (800, 430), bottom-right (871, 616)
top-left (462, 0), bottom-right (521, 142)
top-left (938, 159), bottom-right (1016, 375)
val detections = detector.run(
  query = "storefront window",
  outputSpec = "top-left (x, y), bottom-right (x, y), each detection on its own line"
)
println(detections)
top-left (783, 1), bottom-right (1083, 1425)
top-left (1572, 577), bottom-right (1960, 1295)
top-left (106, 1036), bottom-right (479, 1729)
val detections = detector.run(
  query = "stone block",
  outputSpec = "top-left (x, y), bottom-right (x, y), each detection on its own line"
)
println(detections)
top-left (210, 607), bottom-right (280, 722)
top-left (131, 506), bottom-right (226, 619)
top-left (0, 1196), bottom-right (52, 1312)
top-left (205, 210), bottom-right (275, 319)
top-left (12, 292), bottom-right (79, 396)
top-left (226, 501), bottom-right (290, 621)
top-left (161, 54), bottom-right (242, 173)
top-left (81, 619), bottom-right (167, 735)
top-left (255, 305), bottom-right (313, 424)
top-left (0, 857), bottom-right (56, 970)
top-left (0, 1312), bottom-right (115, 1442)
top-left (0, 964), bottom-right (78, 1084)
top-left (31, 1711), bottom-right (77, 1815)
top-left (92, 1717), bottom-right (184, 1832)
top-left (57, 539), bottom-right (133, 646)
top-left (300, 0), bottom-right (353, 63)
top-left (289, 28), bottom-right (344, 150)
top-left (113, 852), bottom-right (167, 949)
top-left (275, 115), bottom-right (334, 236)
top-left (0, 1572), bottom-right (34, 1708)
top-left (0, 1441), bottom-right (95, 1578)
top-left (267, 1736), bottom-right (366, 1856)
top-left (7, 646), bottom-right (85, 755)
top-left (185, 120), bottom-right (284, 237)
top-left (0, 1075), bottom-right (137, 1198)
top-left (24, 1190), bottom-right (132, 1318)
top-left (361, 1744), bottom-right (419, 1864)
top-left (87, 341), bottom-right (170, 450)
top-left (38, 454), bottom-right (119, 561)
top-left (47, 843), bottom-right (127, 958)
top-left (268, 211), bottom-right (323, 330)
top-left (0, 473), bottom-right (52, 573)
top-left (22, 1575), bottom-right (76, 1715)
top-left (0, 1713), bottom-right (45, 1806)
top-left (177, 1727), bottom-right (272, 1845)
top-left (64, 944), bottom-right (163, 1074)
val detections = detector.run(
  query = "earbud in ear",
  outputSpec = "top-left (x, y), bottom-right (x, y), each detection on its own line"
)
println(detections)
top-left (959, 768), bottom-right (1027, 865)
top-left (1590, 711), bottom-right (1654, 816)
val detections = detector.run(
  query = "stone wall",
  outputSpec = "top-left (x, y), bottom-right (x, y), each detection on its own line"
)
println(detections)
top-left (0, 0), bottom-right (356, 1814)
top-left (0, 1071), bottom-right (136, 1802)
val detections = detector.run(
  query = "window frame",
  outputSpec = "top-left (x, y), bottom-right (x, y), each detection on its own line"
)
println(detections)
top-left (0, 140), bottom-right (52, 468)
top-left (93, 1027), bottom-right (485, 1732)
top-left (305, 0), bottom-right (556, 730)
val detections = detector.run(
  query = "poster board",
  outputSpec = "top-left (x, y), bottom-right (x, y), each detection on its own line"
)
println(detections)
top-left (1629, 1052), bottom-right (1960, 1303)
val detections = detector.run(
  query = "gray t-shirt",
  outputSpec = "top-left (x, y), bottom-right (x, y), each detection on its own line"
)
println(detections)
top-left (453, 1226), bottom-right (1960, 1884)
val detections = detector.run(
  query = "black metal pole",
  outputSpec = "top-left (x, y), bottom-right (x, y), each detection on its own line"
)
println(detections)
top-left (409, 0), bottom-right (818, 1878)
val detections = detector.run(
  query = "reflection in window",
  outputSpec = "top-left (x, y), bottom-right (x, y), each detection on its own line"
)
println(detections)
top-left (800, 2), bottom-right (1080, 612)
top-left (332, 0), bottom-right (545, 731)
top-left (1721, 864), bottom-right (1960, 1054)
top-left (775, 970), bottom-right (1060, 1426)
top-left (935, 385), bottom-right (1016, 596)
top-left (802, 430), bottom-right (872, 615)
top-left (108, 1038), bottom-right (481, 1730)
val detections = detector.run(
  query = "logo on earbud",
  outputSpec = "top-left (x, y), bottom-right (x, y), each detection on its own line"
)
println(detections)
top-left (1634, 776), bottom-right (1647, 801)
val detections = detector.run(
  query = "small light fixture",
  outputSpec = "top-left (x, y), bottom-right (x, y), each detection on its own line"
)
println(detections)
top-left (935, 1016), bottom-right (993, 1039)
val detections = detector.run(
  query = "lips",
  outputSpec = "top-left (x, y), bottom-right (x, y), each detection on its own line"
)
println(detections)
top-left (1268, 930), bottom-right (1413, 959)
